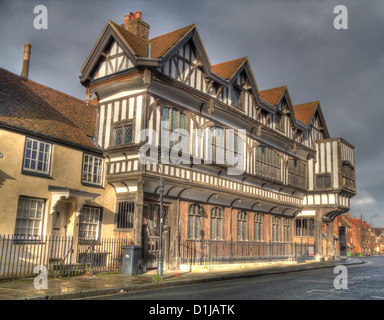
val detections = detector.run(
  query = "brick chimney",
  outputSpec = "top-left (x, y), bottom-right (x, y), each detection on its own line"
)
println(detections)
top-left (21, 43), bottom-right (31, 78)
top-left (121, 11), bottom-right (150, 41)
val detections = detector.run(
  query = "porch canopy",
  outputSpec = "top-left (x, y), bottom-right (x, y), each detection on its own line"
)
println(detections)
top-left (48, 185), bottom-right (100, 216)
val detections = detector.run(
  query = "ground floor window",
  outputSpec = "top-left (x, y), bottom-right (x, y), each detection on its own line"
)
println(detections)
top-left (187, 204), bottom-right (203, 239)
top-left (295, 218), bottom-right (314, 237)
top-left (79, 206), bottom-right (101, 240)
top-left (116, 201), bottom-right (134, 229)
top-left (253, 213), bottom-right (264, 241)
top-left (237, 211), bottom-right (248, 241)
top-left (14, 197), bottom-right (45, 239)
top-left (283, 218), bottom-right (292, 242)
top-left (210, 207), bottom-right (224, 240)
top-left (272, 216), bottom-right (281, 242)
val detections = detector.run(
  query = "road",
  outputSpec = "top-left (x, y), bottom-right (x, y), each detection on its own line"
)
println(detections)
top-left (88, 256), bottom-right (384, 300)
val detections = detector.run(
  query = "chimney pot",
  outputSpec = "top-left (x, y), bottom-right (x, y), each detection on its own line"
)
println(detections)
top-left (21, 43), bottom-right (31, 79)
top-left (121, 11), bottom-right (150, 41)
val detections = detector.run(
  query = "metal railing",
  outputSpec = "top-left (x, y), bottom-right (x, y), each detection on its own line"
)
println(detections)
top-left (180, 240), bottom-right (316, 265)
top-left (0, 235), bottom-right (132, 279)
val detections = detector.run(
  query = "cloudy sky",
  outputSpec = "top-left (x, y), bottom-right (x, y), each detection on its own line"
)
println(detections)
top-left (1, 0), bottom-right (383, 225)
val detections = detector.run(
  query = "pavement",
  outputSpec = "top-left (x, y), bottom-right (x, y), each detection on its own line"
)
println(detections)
top-left (0, 257), bottom-right (365, 300)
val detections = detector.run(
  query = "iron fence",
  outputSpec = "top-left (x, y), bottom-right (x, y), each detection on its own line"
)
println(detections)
top-left (0, 235), bottom-right (131, 279)
top-left (180, 240), bottom-right (316, 265)
top-left (77, 237), bottom-right (131, 274)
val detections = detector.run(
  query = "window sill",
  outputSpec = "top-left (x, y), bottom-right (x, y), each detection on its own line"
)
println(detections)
top-left (21, 170), bottom-right (53, 179)
top-left (81, 181), bottom-right (105, 189)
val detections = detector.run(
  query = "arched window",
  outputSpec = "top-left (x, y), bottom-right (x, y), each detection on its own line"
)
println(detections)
top-left (283, 218), bottom-right (291, 242)
top-left (253, 213), bottom-right (264, 241)
top-left (187, 204), bottom-right (203, 239)
top-left (272, 216), bottom-right (281, 242)
top-left (210, 207), bottom-right (224, 240)
top-left (237, 211), bottom-right (248, 241)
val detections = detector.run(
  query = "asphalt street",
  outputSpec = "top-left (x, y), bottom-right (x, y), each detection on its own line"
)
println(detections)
top-left (88, 256), bottom-right (384, 300)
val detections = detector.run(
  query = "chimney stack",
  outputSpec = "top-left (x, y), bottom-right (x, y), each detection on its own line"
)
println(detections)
top-left (21, 43), bottom-right (31, 79)
top-left (121, 11), bottom-right (150, 41)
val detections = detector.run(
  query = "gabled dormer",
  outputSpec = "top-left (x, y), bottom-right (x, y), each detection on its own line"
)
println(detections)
top-left (80, 15), bottom-right (149, 86)
top-left (211, 57), bottom-right (260, 118)
top-left (259, 86), bottom-right (298, 139)
top-left (293, 101), bottom-right (330, 149)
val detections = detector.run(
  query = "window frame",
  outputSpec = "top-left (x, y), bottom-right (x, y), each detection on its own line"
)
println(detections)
top-left (22, 137), bottom-right (52, 176)
top-left (187, 204), bottom-right (204, 240)
top-left (253, 213), bottom-right (264, 242)
top-left (237, 211), bottom-right (248, 241)
top-left (115, 201), bottom-right (135, 230)
top-left (210, 207), bottom-right (224, 241)
top-left (111, 120), bottom-right (134, 147)
top-left (82, 154), bottom-right (104, 187)
top-left (78, 206), bottom-right (102, 241)
top-left (161, 107), bottom-right (188, 154)
top-left (14, 196), bottom-right (45, 240)
top-left (272, 216), bottom-right (281, 242)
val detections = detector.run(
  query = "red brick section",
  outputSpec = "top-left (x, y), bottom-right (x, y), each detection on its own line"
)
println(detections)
top-left (292, 101), bottom-right (319, 125)
top-left (259, 86), bottom-right (287, 106)
top-left (0, 67), bottom-right (96, 149)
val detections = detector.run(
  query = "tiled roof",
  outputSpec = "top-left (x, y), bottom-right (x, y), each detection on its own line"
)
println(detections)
top-left (0, 68), bottom-right (97, 149)
top-left (292, 101), bottom-right (319, 125)
top-left (110, 21), bottom-right (148, 57)
top-left (110, 22), bottom-right (196, 59)
top-left (259, 86), bottom-right (287, 106)
top-left (211, 57), bottom-right (247, 80)
top-left (149, 24), bottom-right (196, 59)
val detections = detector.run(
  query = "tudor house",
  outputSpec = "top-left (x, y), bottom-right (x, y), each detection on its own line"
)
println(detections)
top-left (0, 12), bottom-right (356, 271)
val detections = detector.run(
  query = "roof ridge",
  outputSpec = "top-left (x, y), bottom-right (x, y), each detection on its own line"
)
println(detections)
top-left (110, 20), bottom-right (149, 44)
top-left (293, 100), bottom-right (319, 107)
top-left (211, 56), bottom-right (247, 67)
top-left (259, 85), bottom-right (287, 92)
top-left (149, 23), bottom-right (195, 42)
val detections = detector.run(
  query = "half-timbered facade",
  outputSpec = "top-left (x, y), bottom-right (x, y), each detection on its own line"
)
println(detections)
top-left (77, 11), bottom-right (356, 268)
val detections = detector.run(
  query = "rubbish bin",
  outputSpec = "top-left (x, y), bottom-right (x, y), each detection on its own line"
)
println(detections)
top-left (121, 245), bottom-right (142, 275)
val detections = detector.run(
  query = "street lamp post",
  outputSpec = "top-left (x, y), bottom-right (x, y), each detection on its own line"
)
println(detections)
top-left (157, 178), bottom-right (165, 277)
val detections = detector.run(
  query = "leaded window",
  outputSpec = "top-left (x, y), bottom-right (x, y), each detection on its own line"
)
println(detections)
top-left (253, 213), bottom-right (263, 241)
top-left (210, 207), bottom-right (224, 240)
top-left (23, 138), bottom-right (52, 175)
top-left (272, 216), bottom-right (281, 242)
top-left (14, 197), bottom-right (44, 239)
top-left (255, 146), bottom-right (281, 181)
top-left (113, 123), bottom-right (133, 146)
top-left (316, 173), bottom-right (332, 189)
top-left (237, 211), bottom-right (248, 241)
top-left (162, 107), bottom-right (187, 152)
top-left (288, 159), bottom-right (307, 188)
top-left (283, 218), bottom-right (291, 242)
top-left (187, 204), bottom-right (203, 239)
